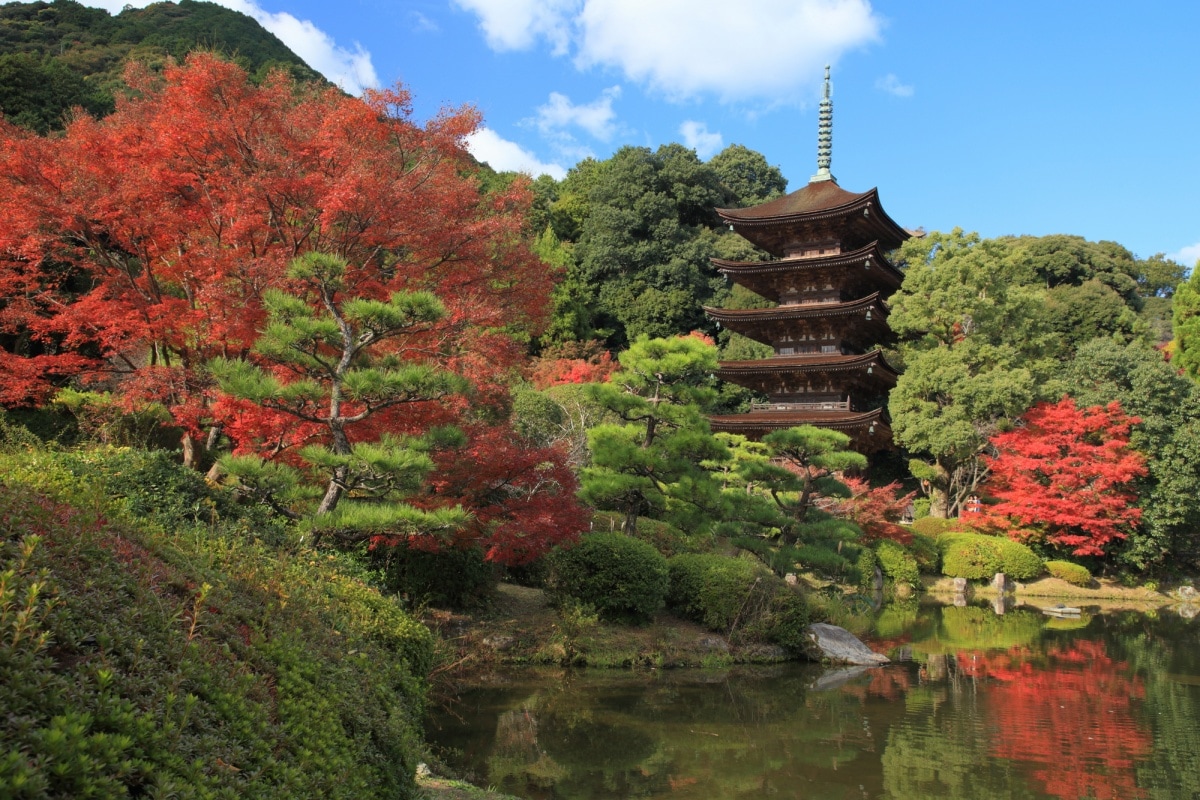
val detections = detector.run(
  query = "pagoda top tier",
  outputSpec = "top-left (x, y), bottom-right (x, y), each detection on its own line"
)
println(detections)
top-left (716, 182), bottom-right (909, 258)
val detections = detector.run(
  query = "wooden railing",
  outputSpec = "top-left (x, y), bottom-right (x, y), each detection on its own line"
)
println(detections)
top-left (751, 400), bottom-right (851, 412)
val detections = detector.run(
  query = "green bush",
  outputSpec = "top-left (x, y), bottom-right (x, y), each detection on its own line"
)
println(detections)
top-left (376, 544), bottom-right (497, 609)
top-left (911, 497), bottom-right (931, 520)
top-left (993, 538), bottom-right (1044, 581)
top-left (1046, 559), bottom-right (1093, 587)
top-left (939, 532), bottom-right (1004, 579)
top-left (908, 532), bottom-right (941, 574)
top-left (793, 542), bottom-right (854, 578)
top-left (592, 511), bottom-right (704, 557)
top-left (911, 516), bottom-right (969, 537)
top-left (667, 553), bottom-right (764, 629)
top-left (854, 546), bottom-right (878, 589)
top-left (875, 540), bottom-right (921, 587)
top-left (666, 553), bottom-right (810, 653)
top-left (547, 533), bottom-right (668, 623)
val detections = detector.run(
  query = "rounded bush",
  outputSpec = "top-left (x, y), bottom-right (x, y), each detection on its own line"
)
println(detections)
top-left (875, 540), bottom-right (920, 587)
top-left (667, 553), bottom-right (810, 653)
top-left (547, 533), bottom-right (668, 623)
top-left (667, 553), bottom-right (764, 629)
top-left (994, 538), bottom-right (1044, 581)
top-left (908, 532), bottom-right (941, 574)
top-left (940, 533), bottom-right (1003, 579)
top-left (1046, 559), bottom-right (1093, 587)
top-left (377, 545), bottom-right (497, 609)
top-left (911, 516), bottom-right (968, 538)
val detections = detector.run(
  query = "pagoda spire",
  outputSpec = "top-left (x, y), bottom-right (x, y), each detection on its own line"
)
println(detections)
top-left (810, 65), bottom-right (836, 184)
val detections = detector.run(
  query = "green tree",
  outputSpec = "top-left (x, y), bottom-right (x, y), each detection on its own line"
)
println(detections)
top-left (210, 252), bottom-right (468, 544)
top-left (708, 143), bottom-right (787, 206)
top-left (1066, 337), bottom-right (1200, 571)
top-left (1173, 263), bottom-right (1200, 381)
top-left (580, 335), bottom-right (727, 535)
top-left (738, 426), bottom-right (866, 545)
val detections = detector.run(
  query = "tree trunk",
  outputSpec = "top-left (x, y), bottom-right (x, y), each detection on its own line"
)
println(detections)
top-left (181, 432), bottom-right (196, 469)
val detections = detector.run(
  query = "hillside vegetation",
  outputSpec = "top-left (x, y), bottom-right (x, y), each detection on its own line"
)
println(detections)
top-left (0, 0), bottom-right (321, 132)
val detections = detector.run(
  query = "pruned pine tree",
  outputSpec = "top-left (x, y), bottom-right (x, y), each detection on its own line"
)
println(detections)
top-left (211, 252), bottom-right (469, 546)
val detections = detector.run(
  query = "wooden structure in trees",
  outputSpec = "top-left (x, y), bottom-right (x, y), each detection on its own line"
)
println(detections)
top-left (705, 67), bottom-right (910, 452)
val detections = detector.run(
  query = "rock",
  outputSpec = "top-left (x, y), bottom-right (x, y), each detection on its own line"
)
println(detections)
top-left (991, 572), bottom-right (1008, 593)
top-left (785, 572), bottom-right (799, 586)
top-left (805, 623), bottom-right (889, 665)
top-left (482, 634), bottom-right (516, 651)
top-left (952, 577), bottom-right (969, 594)
top-left (697, 635), bottom-right (730, 653)
top-left (1176, 585), bottom-right (1197, 601)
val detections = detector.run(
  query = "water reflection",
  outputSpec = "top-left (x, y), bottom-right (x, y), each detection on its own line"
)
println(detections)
top-left (427, 603), bottom-right (1200, 799)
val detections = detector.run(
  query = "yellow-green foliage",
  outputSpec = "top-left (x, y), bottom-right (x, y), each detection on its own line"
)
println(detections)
top-left (547, 533), bottom-right (668, 623)
top-left (875, 540), bottom-right (921, 587)
top-left (910, 517), bottom-right (970, 537)
top-left (938, 532), bottom-right (1043, 581)
top-left (0, 447), bottom-right (433, 799)
top-left (1046, 559), bottom-right (1094, 587)
top-left (590, 511), bottom-right (704, 557)
top-left (908, 532), bottom-right (941, 574)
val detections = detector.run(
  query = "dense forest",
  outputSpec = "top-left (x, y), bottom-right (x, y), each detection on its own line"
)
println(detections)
top-left (2, 5), bottom-right (1199, 796)
top-left (0, 0), bottom-right (320, 132)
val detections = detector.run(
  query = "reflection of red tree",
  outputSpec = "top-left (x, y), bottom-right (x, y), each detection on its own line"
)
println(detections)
top-left (961, 641), bottom-right (1150, 800)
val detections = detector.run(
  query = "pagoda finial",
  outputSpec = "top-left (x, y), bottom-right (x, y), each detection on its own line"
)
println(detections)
top-left (810, 65), bottom-right (836, 184)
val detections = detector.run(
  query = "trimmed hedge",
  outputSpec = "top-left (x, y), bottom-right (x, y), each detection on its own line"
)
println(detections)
top-left (875, 540), bottom-right (921, 587)
top-left (665, 553), bottom-right (810, 653)
top-left (908, 532), bottom-right (941, 574)
top-left (939, 532), bottom-right (1044, 581)
top-left (1046, 560), bottom-right (1093, 587)
top-left (547, 533), bottom-right (668, 623)
top-left (911, 517), bottom-right (968, 537)
top-left (993, 538), bottom-right (1044, 581)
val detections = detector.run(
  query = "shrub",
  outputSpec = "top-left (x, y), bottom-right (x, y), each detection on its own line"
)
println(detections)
top-left (854, 546), bottom-right (878, 589)
top-left (546, 533), bottom-right (668, 623)
top-left (376, 544), bottom-right (498, 609)
top-left (875, 540), bottom-right (921, 587)
top-left (1046, 559), bottom-right (1093, 587)
top-left (911, 516), bottom-right (969, 537)
top-left (793, 543), bottom-right (854, 578)
top-left (911, 497), bottom-right (932, 520)
top-left (666, 553), bottom-right (810, 653)
top-left (994, 538), bottom-right (1044, 581)
top-left (939, 532), bottom-right (1003, 579)
top-left (908, 532), bottom-right (941, 574)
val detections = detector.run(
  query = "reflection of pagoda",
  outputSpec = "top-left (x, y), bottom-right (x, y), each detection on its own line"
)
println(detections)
top-left (706, 67), bottom-right (909, 452)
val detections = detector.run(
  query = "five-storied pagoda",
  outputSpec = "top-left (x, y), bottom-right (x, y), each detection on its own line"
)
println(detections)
top-left (705, 67), bottom-right (909, 452)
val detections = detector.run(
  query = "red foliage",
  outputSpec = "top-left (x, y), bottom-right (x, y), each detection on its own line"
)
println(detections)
top-left (529, 350), bottom-right (616, 389)
top-left (828, 476), bottom-right (917, 544)
top-left (399, 425), bottom-right (587, 566)
top-left (973, 641), bottom-right (1151, 800)
top-left (0, 53), bottom-right (548, 415)
top-left (980, 397), bottom-right (1147, 557)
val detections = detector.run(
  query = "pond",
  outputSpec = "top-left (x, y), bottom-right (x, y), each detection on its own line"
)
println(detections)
top-left (426, 601), bottom-right (1200, 799)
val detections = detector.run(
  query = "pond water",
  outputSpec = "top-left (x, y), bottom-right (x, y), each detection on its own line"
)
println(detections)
top-left (426, 601), bottom-right (1200, 799)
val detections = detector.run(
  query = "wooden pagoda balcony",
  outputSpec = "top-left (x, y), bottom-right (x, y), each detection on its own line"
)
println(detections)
top-left (750, 399), bottom-right (851, 412)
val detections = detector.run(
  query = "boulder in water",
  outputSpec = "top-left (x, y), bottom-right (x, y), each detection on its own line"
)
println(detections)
top-left (806, 623), bottom-right (889, 665)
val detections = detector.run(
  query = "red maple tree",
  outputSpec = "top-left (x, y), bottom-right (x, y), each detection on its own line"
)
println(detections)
top-left (827, 476), bottom-right (916, 544)
top-left (980, 397), bottom-right (1147, 557)
top-left (0, 53), bottom-right (547, 444)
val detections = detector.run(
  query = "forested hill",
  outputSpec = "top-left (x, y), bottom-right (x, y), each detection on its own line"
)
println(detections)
top-left (0, 0), bottom-right (323, 132)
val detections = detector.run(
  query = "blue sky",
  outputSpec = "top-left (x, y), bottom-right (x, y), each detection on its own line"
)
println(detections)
top-left (84, 1), bottom-right (1199, 267)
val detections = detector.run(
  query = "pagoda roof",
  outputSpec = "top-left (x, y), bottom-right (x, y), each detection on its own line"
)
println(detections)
top-left (704, 292), bottom-right (888, 325)
top-left (716, 182), bottom-right (909, 254)
top-left (716, 349), bottom-right (898, 384)
top-left (717, 179), bottom-right (871, 223)
top-left (708, 407), bottom-right (892, 452)
top-left (712, 241), bottom-right (905, 290)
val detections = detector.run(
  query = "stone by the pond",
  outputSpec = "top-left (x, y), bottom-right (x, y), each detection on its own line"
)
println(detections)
top-left (482, 634), bottom-right (516, 651)
top-left (697, 635), bottom-right (730, 653)
top-left (806, 623), bottom-right (889, 665)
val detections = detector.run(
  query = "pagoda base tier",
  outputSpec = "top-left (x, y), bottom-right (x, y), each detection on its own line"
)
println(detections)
top-left (708, 408), bottom-right (892, 453)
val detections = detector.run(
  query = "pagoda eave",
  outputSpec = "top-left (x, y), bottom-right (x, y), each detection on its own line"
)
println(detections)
top-left (708, 408), bottom-right (893, 452)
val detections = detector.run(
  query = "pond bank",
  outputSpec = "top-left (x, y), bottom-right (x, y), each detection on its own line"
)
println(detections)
top-left (923, 574), bottom-right (1179, 611)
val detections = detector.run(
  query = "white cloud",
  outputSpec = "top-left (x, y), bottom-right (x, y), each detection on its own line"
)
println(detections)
top-left (465, 128), bottom-right (567, 179)
top-left (875, 73), bottom-right (914, 98)
top-left (679, 121), bottom-right (723, 158)
top-left (1170, 242), bottom-right (1200, 268)
top-left (81, 1), bottom-right (379, 95)
top-left (451, 0), bottom-right (579, 55)
top-left (535, 86), bottom-right (622, 141)
top-left (410, 11), bottom-right (440, 33)
top-left (457, 0), bottom-right (881, 102)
